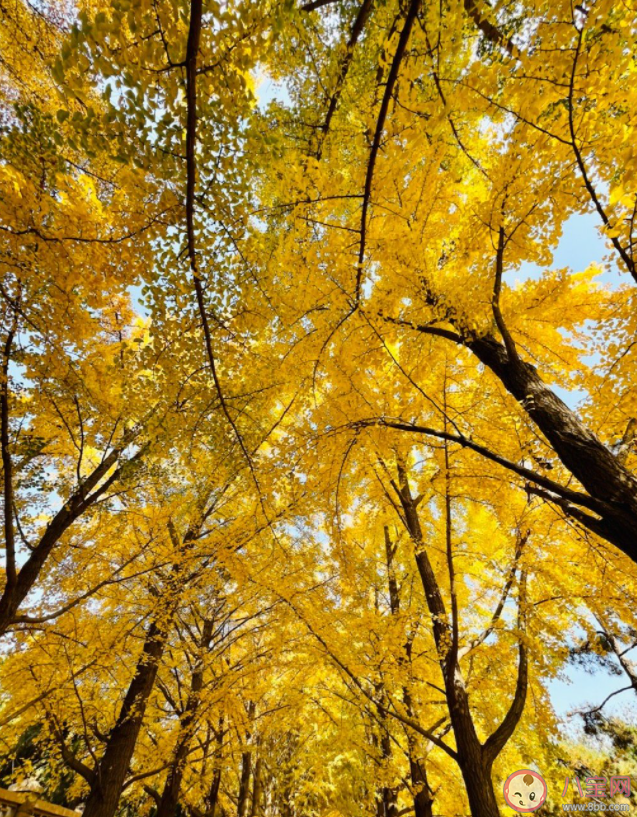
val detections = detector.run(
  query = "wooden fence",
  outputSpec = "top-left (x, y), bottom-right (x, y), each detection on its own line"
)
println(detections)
top-left (0, 789), bottom-right (79, 817)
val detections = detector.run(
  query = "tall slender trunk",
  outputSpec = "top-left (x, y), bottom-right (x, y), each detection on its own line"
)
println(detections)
top-left (394, 460), bottom-right (527, 817)
top-left (80, 513), bottom-right (202, 817)
top-left (156, 619), bottom-right (214, 817)
top-left (207, 767), bottom-right (222, 817)
top-left (237, 701), bottom-right (255, 817)
top-left (409, 756), bottom-right (433, 817)
top-left (279, 732), bottom-right (297, 817)
top-left (236, 751), bottom-right (252, 817)
top-left (206, 717), bottom-right (224, 817)
top-left (384, 527), bottom-right (434, 817)
top-left (374, 696), bottom-right (397, 817)
top-left (249, 755), bottom-right (263, 817)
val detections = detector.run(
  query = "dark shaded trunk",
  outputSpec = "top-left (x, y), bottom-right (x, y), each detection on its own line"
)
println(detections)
top-left (467, 333), bottom-right (637, 558)
top-left (382, 528), bottom-right (436, 817)
top-left (0, 439), bottom-right (132, 634)
top-left (458, 756), bottom-right (501, 817)
top-left (374, 700), bottom-right (397, 817)
top-left (415, 546), bottom-right (502, 817)
top-left (205, 717), bottom-right (224, 817)
top-left (237, 700), bottom-right (256, 817)
top-left (207, 768), bottom-right (222, 817)
top-left (278, 731), bottom-right (298, 817)
top-left (82, 618), bottom-right (169, 817)
top-left (395, 463), bottom-right (525, 817)
top-left (1, 318), bottom-right (17, 596)
top-left (249, 756), bottom-right (263, 817)
top-left (384, 527), bottom-right (434, 817)
top-left (375, 786), bottom-right (397, 817)
top-left (410, 757), bottom-right (434, 817)
top-left (402, 680), bottom-right (434, 817)
top-left (236, 751), bottom-right (252, 817)
top-left (80, 516), bottom-right (200, 817)
top-left (155, 619), bottom-right (214, 817)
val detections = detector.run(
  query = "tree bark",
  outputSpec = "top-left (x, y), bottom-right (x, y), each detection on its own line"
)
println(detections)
top-left (155, 619), bottom-right (214, 817)
top-left (82, 617), bottom-right (170, 817)
top-left (467, 332), bottom-right (637, 557)
top-left (200, 716), bottom-right (224, 817)
top-left (393, 461), bottom-right (527, 817)
top-left (79, 515), bottom-right (201, 817)
top-left (410, 757), bottom-right (433, 817)
top-left (384, 527), bottom-right (434, 817)
top-left (236, 751), bottom-right (252, 817)
top-left (0, 433), bottom-right (139, 635)
top-left (249, 755), bottom-right (263, 817)
top-left (237, 701), bottom-right (255, 817)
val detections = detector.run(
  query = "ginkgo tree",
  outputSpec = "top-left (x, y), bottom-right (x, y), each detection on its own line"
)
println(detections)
top-left (2, 1), bottom-right (637, 817)
top-left (257, 0), bottom-right (637, 558)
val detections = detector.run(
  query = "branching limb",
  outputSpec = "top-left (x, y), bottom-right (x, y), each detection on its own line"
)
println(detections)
top-left (483, 570), bottom-right (528, 764)
top-left (361, 418), bottom-right (604, 515)
top-left (301, 0), bottom-right (339, 10)
top-left (492, 225), bottom-right (518, 362)
top-left (185, 0), bottom-right (261, 496)
top-left (317, 0), bottom-right (375, 152)
top-left (459, 529), bottom-right (528, 659)
top-left (463, 0), bottom-right (519, 57)
top-left (356, 0), bottom-right (422, 301)
top-left (567, 26), bottom-right (636, 282)
top-left (1, 305), bottom-right (19, 590)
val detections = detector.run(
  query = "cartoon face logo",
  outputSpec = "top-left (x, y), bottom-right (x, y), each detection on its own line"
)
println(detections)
top-left (503, 769), bottom-right (547, 812)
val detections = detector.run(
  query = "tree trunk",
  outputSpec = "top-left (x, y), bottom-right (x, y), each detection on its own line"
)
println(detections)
top-left (82, 618), bottom-right (169, 817)
top-left (395, 462), bottom-right (523, 817)
top-left (205, 717), bottom-right (224, 817)
top-left (236, 699), bottom-right (256, 817)
top-left (384, 527), bottom-right (434, 817)
top-left (458, 754), bottom-right (501, 817)
top-left (207, 767), bottom-right (222, 817)
top-left (467, 333), bottom-right (637, 557)
top-left (155, 619), bottom-right (214, 817)
top-left (410, 757), bottom-right (433, 817)
top-left (249, 756), bottom-right (263, 817)
top-left (376, 786), bottom-right (397, 817)
top-left (236, 751), bottom-right (252, 817)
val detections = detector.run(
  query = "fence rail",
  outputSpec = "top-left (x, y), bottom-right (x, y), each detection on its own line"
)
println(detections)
top-left (0, 789), bottom-right (78, 817)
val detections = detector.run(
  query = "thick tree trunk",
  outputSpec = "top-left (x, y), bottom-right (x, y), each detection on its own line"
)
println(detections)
top-left (207, 767), bottom-right (222, 817)
top-left (458, 754), bottom-right (501, 817)
top-left (376, 786), bottom-right (397, 817)
top-left (467, 333), bottom-right (637, 557)
top-left (410, 757), bottom-right (433, 817)
top-left (82, 618), bottom-right (169, 817)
